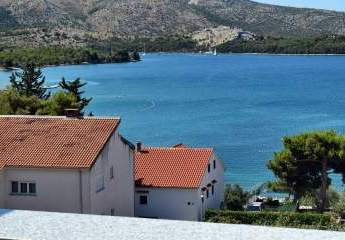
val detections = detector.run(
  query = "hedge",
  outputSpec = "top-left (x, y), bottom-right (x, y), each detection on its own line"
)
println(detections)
top-left (205, 210), bottom-right (345, 231)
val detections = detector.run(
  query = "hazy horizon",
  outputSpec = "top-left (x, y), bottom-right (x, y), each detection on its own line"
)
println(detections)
top-left (256, 0), bottom-right (345, 12)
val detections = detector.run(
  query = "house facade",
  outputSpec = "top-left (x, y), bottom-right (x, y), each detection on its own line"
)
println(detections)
top-left (0, 116), bottom-right (135, 217)
top-left (134, 144), bottom-right (224, 221)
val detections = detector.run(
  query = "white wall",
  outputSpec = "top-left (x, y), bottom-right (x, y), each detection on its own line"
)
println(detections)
top-left (135, 187), bottom-right (199, 221)
top-left (197, 153), bottom-right (225, 220)
top-left (4, 168), bottom-right (85, 213)
top-left (0, 170), bottom-right (5, 208)
top-left (89, 130), bottom-right (134, 217)
top-left (1, 130), bottom-right (135, 217)
top-left (134, 153), bottom-right (225, 221)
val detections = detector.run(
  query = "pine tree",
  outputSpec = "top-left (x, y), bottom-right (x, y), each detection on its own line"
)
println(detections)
top-left (10, 63), bottom-right (50, 100)
top-left (59, 77), bottom-right (92, 115)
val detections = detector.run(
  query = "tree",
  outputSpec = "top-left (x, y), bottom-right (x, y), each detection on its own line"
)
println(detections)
top-left (224, 184), bottom-right (249, 211)
top-left (267, 131), bottom-right (345, 213)
top-left (59, 77), bottom-right (92, 115)
top-left (0, 87), bottom-right (42, 115)
top-left (38, 92), bottom-right (78, 116)
top-left (130, 51), bottom-right (141, 61)
top-left (10, 63), bottom-right (50, 99)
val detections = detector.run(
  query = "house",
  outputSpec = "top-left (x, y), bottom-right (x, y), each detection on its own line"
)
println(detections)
top-left (0, 115), bottom-right (135, 216)
top-left (134, 143), bottom-right (224, 221)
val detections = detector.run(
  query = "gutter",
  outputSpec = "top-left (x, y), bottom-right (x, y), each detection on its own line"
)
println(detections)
top-left (120, 135), bottom-right (135, 150)
top-left (79, 169), bottom-right (83, 214)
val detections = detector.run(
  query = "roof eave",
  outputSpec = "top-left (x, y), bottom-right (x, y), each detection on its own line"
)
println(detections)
top-left (89, 119), bottom-right (121, 169)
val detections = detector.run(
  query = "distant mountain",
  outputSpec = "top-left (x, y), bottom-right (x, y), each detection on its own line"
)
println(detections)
top-left (1, 0), bottom-right (345, 47)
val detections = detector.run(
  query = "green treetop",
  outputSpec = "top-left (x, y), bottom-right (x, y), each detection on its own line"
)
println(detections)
top-left (267, 131), bottom-right (345, 213)
top-left (59, 77), bottom-right (92, 115)
top-left (10, 63), bottom-right (50, 100)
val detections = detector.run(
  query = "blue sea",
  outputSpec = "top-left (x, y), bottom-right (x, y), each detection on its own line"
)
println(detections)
top-left (1, 53), bottom-right (345, 190)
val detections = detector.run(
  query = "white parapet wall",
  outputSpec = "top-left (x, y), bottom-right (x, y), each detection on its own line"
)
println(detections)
top-left (0, 209), bottom-right (344, 240)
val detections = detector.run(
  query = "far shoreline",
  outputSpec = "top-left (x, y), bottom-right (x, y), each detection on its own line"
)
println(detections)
top-left (0, 59), bottom-right (141, 71)
top-left (151, 52), bottom-right (345, 56)
top-left (1, 52), bottom-right (345, 71)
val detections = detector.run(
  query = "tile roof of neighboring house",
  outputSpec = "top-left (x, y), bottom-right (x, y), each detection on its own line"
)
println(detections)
top-left (0, 116), bottom-right (121, 170)
top-left (135, 145), bottom-right (213, 188)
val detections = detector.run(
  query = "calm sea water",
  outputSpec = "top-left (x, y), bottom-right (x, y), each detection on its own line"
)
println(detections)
top-left (1, 53), bottom-right (345, 190)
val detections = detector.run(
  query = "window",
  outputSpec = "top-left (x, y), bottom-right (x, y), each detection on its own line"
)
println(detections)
top-left (11, 181), bottom-right (36, 195)
top-left (110, 166), bottom-right (114, 179)
top-left (96, 176), bottom-right (105, 193)
top-left (140, 195), bottom-right (148, 205)
top-left (211, 185), bottom-right (214, 195)
top-left (20, 183), bottom-right (28, 193)
top-left (110, 208), bottom-right (115, 216)
top-left (207, 163), bottom-right (211, 173)
top-left (11, 181), bottom-right (18, 193)
top-left (29, 183), bottom-right (36, 194)
top-left (213, 160), bottom-right (216, 169)
top-left (206, 189), bottom-right (209, 199)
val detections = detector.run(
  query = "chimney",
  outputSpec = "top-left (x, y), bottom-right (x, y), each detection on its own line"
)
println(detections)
top-left (136, 141), bottom-right (142, 152)
top-left (64, 108), bottom-right (81, 118)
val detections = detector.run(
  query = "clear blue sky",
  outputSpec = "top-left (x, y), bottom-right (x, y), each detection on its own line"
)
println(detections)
top-left (255, 0), bottom-right (345, 11)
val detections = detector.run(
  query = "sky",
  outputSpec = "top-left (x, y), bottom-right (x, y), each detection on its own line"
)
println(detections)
top-left (255, 0), bottom-right (345, 12)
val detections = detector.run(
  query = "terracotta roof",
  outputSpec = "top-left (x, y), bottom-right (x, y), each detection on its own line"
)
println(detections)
top-left (0, 116), bottom-right (120, 170)
top-left (135, 146), bottom-right (213, 188)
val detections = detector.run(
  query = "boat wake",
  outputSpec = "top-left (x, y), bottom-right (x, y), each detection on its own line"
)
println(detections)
top-left (113, 97), bottom-right (156, 113)
top-left (138, 99), bottom-right (156, 112)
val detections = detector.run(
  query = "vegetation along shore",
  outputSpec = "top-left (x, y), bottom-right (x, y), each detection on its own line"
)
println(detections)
top-left (2, 34), bottom-right (345, 69)
top-left (0, 47), bottom-right (140, 68)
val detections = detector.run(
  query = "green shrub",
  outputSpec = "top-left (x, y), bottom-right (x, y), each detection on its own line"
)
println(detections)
top-left (205, 210), bottom-right (344, 231)
top-left (224, 184), bottom-right (249, 211)
top-left (333, 193), bottom-right (345, 219)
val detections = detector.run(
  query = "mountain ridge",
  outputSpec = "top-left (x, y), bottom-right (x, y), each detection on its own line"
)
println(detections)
top-left (1, 0), bottom-right (345, 47)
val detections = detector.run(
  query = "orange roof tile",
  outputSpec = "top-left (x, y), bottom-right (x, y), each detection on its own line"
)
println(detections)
top-left (135, 147), bottom-right (213, 188)
top-left (0, 116), bottom-right (120, 169)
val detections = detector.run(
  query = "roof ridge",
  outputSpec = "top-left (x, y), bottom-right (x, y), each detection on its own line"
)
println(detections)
top-left (143, 147), bottom-right (213, 150)
top-left (0, 115), bottom-right (121, 120)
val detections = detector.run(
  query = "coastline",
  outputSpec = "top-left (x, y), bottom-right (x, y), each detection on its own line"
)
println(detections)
top-left (150, 51), bottom-right (345, 56)
top-left (2, 52), bottom-right (345, 71)
top-left (0, 59), bottom-right (141, 71)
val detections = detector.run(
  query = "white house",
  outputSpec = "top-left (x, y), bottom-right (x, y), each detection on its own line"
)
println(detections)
top-left (0, 115), bottom-right (135, 217)
top-left (134, 143), bottom-right (224, 221)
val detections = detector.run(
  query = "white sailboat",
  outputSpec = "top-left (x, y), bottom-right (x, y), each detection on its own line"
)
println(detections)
top-left (213, 47), bottom-right (217, 56)
top-left (142, 43), bottom-right (146, 57)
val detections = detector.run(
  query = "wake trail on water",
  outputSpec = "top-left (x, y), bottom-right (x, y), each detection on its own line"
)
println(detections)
top-left (138, 99), bottom-right (156, 112)
top-left (106, 95), bottom-right (156, 113)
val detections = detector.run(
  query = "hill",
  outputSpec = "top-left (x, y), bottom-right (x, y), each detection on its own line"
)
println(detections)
top-left (1, 0), bottom-right (345, 48)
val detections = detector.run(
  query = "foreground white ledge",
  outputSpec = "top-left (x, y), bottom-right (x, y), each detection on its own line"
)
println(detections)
top-left (0, 209), bottom-right (344, 240)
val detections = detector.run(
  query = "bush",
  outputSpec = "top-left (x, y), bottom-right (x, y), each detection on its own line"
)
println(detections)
top-left (264, 197), bottom-right (280, 207)
top-left (205, 210), bottom-right (344, 231)
top-left (333, 193), bottom-right (345, 219)
top-left (224, 184), bottom-right (249, 211)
